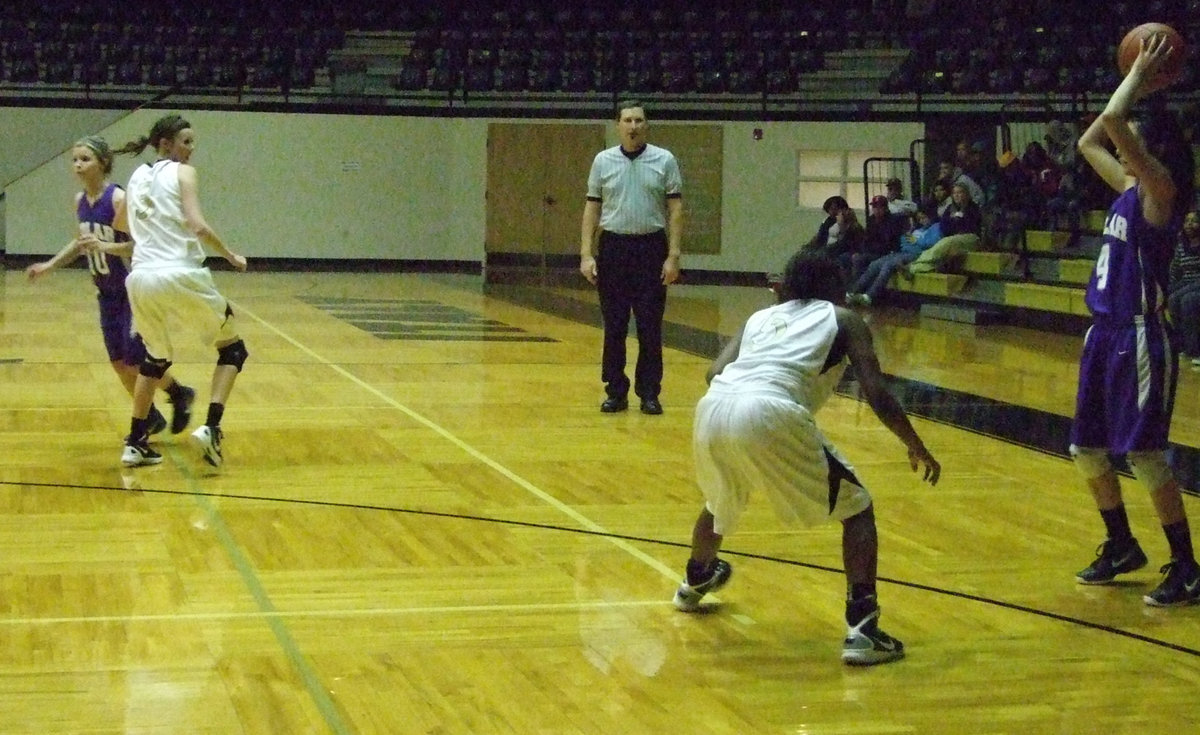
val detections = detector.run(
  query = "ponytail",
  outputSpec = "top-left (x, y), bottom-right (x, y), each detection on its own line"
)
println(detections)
top-left (113, 114), bottom-right (191, 158)
top-left (113, 135), bottom-right (152, 157)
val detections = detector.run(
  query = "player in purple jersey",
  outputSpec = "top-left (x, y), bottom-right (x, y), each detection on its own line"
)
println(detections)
top-left (26, 136), bottom-right (195, 440)
top-left (1070, 32), bottom-right (1199, 606)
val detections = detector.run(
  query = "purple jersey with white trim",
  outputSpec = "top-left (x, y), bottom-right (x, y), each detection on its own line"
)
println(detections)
top-left (77, 183), bottom-right (131, 298)
top-left (1084, 186), bottom-right (1174, 322)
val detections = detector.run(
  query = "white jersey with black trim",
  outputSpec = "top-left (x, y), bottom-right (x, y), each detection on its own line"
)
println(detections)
top-left (707, 299), bottom-right (844, 413)
top-left (127, 160), bottom-right (206, 269)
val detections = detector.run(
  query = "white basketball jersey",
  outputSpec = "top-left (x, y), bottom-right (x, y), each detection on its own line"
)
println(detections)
top-left (708, 299), bottom-right (844, 413)
top-left (127, 160), bottom-right (206, 269)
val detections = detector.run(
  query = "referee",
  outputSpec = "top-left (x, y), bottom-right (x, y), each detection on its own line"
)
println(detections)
top-left (580, 100), bottom-right (684, 415)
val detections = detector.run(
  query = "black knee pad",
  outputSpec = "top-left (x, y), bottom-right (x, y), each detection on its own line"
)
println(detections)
top-left (139, 355), bottom-right (172, 379)
top-left (216, 339), bottom-right (249, 372)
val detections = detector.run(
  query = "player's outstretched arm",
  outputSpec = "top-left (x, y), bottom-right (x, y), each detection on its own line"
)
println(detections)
top-left (26, 238), bottom-right (82, 280)
top-left (835, 306), bottom-right (940, 485)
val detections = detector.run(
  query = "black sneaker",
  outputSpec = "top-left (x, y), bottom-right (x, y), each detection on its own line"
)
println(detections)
top-left (1143, 559), bottom-right (1200, 607)
top-left (673, 559), bottom-right (733, 611)
top-left (121, 437), bottom-right (163, 467)
top-left (842, 600), bottom-right (905, 666)
top-left (169, 385), bottom-right (196, 434)
top-left (146, 405), bottom-right (168, 436)
top-left (1076, 537), bottom-right (1148, 584)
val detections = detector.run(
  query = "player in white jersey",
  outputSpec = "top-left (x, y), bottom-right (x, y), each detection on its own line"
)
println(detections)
top-left (113, 114), bottom-right (248, 469)
top-left (672, 251), bottom-right (940, 666)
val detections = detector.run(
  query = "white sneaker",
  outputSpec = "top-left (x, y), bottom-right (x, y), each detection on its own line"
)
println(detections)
top-left (672, 559), bottom-right (733, 612)
top-left (842, 606), bottom-right (904, 666)
top-left (191, 425), bottom-right (223, 467)
top-left (121, 440), bottom-right (162, 468)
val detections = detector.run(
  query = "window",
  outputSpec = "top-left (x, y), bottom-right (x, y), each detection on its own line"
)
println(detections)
top-left (797, 148), bottom-right (888, 210)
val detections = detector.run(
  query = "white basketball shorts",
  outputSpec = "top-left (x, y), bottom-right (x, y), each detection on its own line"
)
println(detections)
top-left (126, 266), bottom-right (239, 362)
top-left (693, 390), bottom-right (872, 536)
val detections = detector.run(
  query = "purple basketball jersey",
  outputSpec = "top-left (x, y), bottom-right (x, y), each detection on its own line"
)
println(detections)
top-left (1084, 186), bottom-right (1174, 321)
top-left (77, 183), bottom-right (131, 298)
top-left (1072, 186), bottom-right (1179, 453)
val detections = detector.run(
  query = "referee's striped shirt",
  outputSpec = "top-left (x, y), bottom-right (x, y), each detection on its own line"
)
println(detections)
top-left (586, 143), bottom-right (682, 235)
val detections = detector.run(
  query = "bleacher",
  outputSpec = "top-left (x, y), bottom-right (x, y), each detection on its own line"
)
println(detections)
top-left (886, 210), bottom-right (1112, 332)
top-left (2, 0), bottom-right (1195, 339)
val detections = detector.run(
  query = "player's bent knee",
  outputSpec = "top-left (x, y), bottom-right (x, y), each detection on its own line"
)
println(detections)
top-left (1127, 451), bottom-right (1173, 492)
top-left (139, 355), bottom-right (172, 379)
top-left (216, 339), bottom-right (249, 372)
top-left (1070, 445), bottom-right (1112, 480)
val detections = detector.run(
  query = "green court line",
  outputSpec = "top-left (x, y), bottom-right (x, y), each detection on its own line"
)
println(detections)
top-left (162, 443), bottom-right (354, 735)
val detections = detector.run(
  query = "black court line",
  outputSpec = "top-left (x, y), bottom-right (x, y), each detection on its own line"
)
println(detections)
top-left (4, 479), bottom-right (1197, 658)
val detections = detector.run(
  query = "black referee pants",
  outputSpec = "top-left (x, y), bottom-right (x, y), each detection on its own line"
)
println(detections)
top-left (596, 230), bottom-right (668, 400)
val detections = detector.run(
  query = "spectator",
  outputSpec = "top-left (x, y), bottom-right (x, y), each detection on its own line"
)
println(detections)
top-left (884, 177), bottom-right (918, 219)
top-left (963, 140), bottom-right (999, 208)
top-left (806, 195), bottom-right (849, 251)
top-left (938, 158), bottom-right (984, 209)
top-left (813, 205), bottom-right (867, 281)
top-left (1169, 210), bottom-right (1200, 366)
top-left (992, 149), bottom-right (1038, 252)
top-left (906, 182), bottom-right (982, 274)
top-left (848, 206), bottom-right (943, 306)
top-left (1044, 140), bottom-right (1088, 246)
top-left (922, 177), bottom-right (954, 218)
top-left (863, 194), bottom-right (908, 264)
top-left (1023, 141), bottom-right (1064, 204)
top-left (1044, 119), bottom-right (1078, 170)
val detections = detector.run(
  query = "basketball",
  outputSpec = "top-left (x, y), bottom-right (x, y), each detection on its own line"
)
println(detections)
top-left (1117, 22), bottom-right (1186, 90)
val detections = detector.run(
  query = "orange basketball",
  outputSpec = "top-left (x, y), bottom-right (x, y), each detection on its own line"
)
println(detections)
top-left (1117, 22), bottom-right (1186, 90)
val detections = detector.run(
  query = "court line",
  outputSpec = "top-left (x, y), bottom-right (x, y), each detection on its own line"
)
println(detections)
top-left (0, 599), bottom-right (666, 627)
top-left (234, 300), bottom-right (683, 583)
top-left (5, 476), bottom-right (1199, 658)
top-left (157, 442), bottom-right (357, 735)
top-left (218, 298), bottom-right (706, 728)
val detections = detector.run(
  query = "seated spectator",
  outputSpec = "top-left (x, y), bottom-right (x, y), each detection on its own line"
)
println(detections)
top-left (1044, 119), bottom-right (1078, 171)
top-left (847, 206), bottom-right (943, 306)
top-left (992, 149), bottom-right (1038, 252)
top-left (937, 159), bottom-right (962, 185)
top-left (884, 177), bottom-right (918, 220)
top-left (922, 177), bottom-right (954, 218)
top-left (1045, 153), bottom-right (1086, 246)
top-left (805, 195), bottom-right (849, 251)
top-left (906, 182), bottom-right (982, 274)
top-left (1169, 210), bottom-right (1200, 366)
top-left (1022, 141), bottom-right (1063, 202)
top-left (861, 193), bottom-right (908, 269)
top-left (938, 158), bottom-right (984, 211)
top-left (811, 205), bottom-right (866, 281)
top-left (962, 140), bottom-right (999, 209)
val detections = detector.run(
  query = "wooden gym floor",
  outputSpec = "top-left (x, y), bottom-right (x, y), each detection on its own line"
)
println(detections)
top-left (1, 265), bottom-right (1198, 734)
